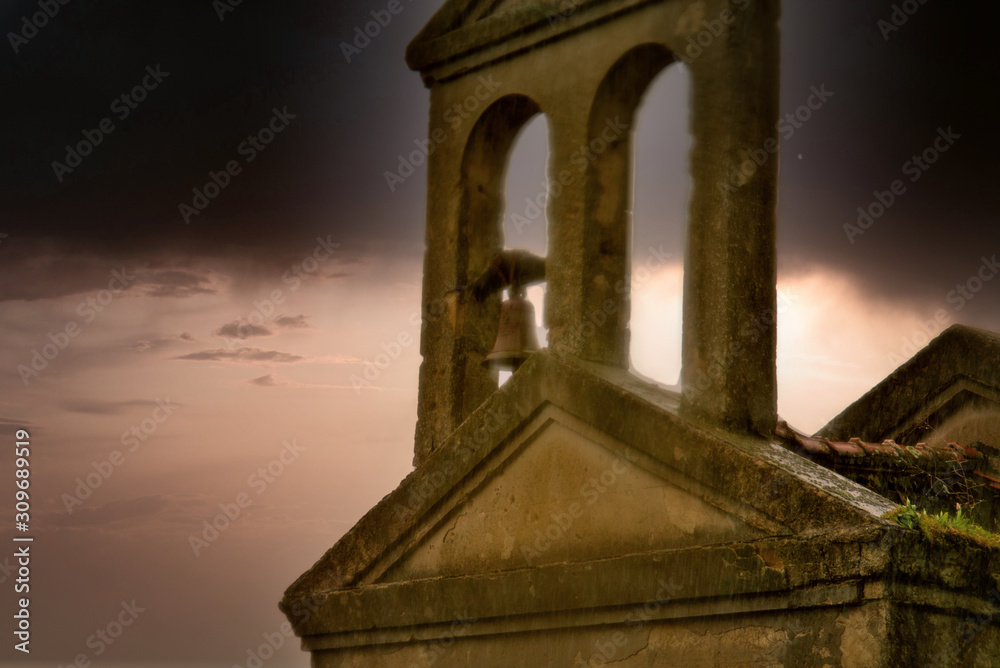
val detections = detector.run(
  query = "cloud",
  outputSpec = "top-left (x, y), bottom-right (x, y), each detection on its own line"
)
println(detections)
top-left (135, 269), bottom-right (220, 299)
top-left (175, 346), bottom-right (309, 365)
top-left (214, 321), bottom-right (273, 340)
top-left (248, 373), bottom-right (392, 390)
top-left (55, 495), bottom-right (169, 528)
top-left (274, 314), bottom-right (312, 329)
top-left (213, 315), bottom-right (311, 341)
top-left (131, 332), bottom-right (198, 352)
top-left (0, 245), bottom-right (225, 303)
top-left (250, 374), bottom-right (286, 387)
top-left (60, 399), bottom-right (157, 416)
top-left (0, 417), bottom-right (34, 433)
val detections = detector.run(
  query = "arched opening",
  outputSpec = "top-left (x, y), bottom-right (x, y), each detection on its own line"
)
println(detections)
top-left (457, 94), bottom-right (543, 394)
top-left (583, 43), bottom-right (679, 370)
top-left (499, 115), bottom-right (551, 384)
top-left (629, 62), bottom-right (691, 387)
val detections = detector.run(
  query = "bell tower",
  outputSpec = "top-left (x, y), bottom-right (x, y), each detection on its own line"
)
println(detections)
top-left (284, 7), bottom-right (1000, 666)
top-left (409, 0), bottom-right (780, 466)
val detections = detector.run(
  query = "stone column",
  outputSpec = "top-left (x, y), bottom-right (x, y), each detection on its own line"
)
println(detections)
top-left (680, 0), bottom-right (780, 437)
top-left (545, 99), bottom-right (634, 369)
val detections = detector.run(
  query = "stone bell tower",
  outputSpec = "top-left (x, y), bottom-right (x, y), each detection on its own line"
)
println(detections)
top-left (282, 2), bottom-right (1000, 665)
top-left (410, 0), bottom-right (780, 467)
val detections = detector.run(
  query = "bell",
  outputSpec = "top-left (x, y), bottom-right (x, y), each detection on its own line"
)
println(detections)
top-left (483, 296), bottom-right (539, 371)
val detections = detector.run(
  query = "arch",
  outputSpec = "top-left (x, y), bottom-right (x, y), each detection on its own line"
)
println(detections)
top-left (630, 59), bottom-right (692, 386)
top-left (455, 94), bottom-right (543, 406)
top-left (580, 43), bottom-right (677, 367)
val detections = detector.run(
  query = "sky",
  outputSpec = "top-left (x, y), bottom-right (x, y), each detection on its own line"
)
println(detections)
top-left (1, 0), bottom-right (999, 664)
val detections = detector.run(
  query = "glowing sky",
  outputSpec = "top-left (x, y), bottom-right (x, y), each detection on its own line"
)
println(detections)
top-left (1, 0), bottom-right (999, 665)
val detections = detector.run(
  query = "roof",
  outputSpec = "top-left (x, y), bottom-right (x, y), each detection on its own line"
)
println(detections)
top-left (779, 421), bottom-right (985, 466)
top-left (817, 324), bottom-right (1000, 445)
top-left (405, 0), bottom-right (653, 79)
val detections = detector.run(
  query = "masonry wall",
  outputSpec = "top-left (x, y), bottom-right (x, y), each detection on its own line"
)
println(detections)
top-left (310, 603), bottom-right (893, 668)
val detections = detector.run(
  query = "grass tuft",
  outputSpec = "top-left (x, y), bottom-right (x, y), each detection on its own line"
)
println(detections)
top-left (883, 499), bottom-right (1000, 550)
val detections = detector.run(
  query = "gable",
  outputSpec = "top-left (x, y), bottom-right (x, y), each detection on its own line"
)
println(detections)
top-left (819, 325), bottom-right (1000, 443)
top-left (405, 0), bottom-right (641, 75)
top-left (281, 351), bottom-right (896, 617)
top-left (374, 406), bottom-right (767, 583)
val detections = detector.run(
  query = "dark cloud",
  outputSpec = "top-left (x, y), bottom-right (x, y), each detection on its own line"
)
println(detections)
top-left (775, 0), bottom-right (1000, 309)
top-left (0, 0), bottom-right (437, 265)
top-left (249, 374), bottom-right (285, 387)
top-left (135, 269), bottom-right (219, 298)
top-left (214, 321), bottom-right (273, 340)
top-left (175, 346), bottom-right (308, 365)
top-left (275, 314), bottom-right (311, 329)
top-left (4, 0), bottom-right (997, 324)
top-left (131, 332), bottom-right (198, 352)
top-left (0, 248), bottom-right (219, 302)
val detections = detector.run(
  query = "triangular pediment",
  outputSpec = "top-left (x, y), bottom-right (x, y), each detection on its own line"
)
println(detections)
top-left (406, 0), bottom-right (635, 75)
top-left (373, 407), bottom-right (767, 583)
top-left (409, 0), bottom-right (571, 48)
top-left (282, 351), bottom-right (897, 619)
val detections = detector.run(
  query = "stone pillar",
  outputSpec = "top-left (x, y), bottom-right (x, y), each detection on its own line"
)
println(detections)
top-left (546, 107), bottom-right (623, 365)
top-left (680, 0), bottom-right (780, 437)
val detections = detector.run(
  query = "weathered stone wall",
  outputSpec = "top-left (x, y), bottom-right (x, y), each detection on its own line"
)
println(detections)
top-left (309, 604), bottom-right (892, 668)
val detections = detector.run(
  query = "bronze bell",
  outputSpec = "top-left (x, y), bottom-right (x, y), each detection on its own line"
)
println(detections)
top-left (483, 295), bottom-right (539, 371)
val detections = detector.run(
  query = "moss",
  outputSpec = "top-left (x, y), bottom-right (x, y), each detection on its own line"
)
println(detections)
top-left (884, 499), bottom-right (1000, 551)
